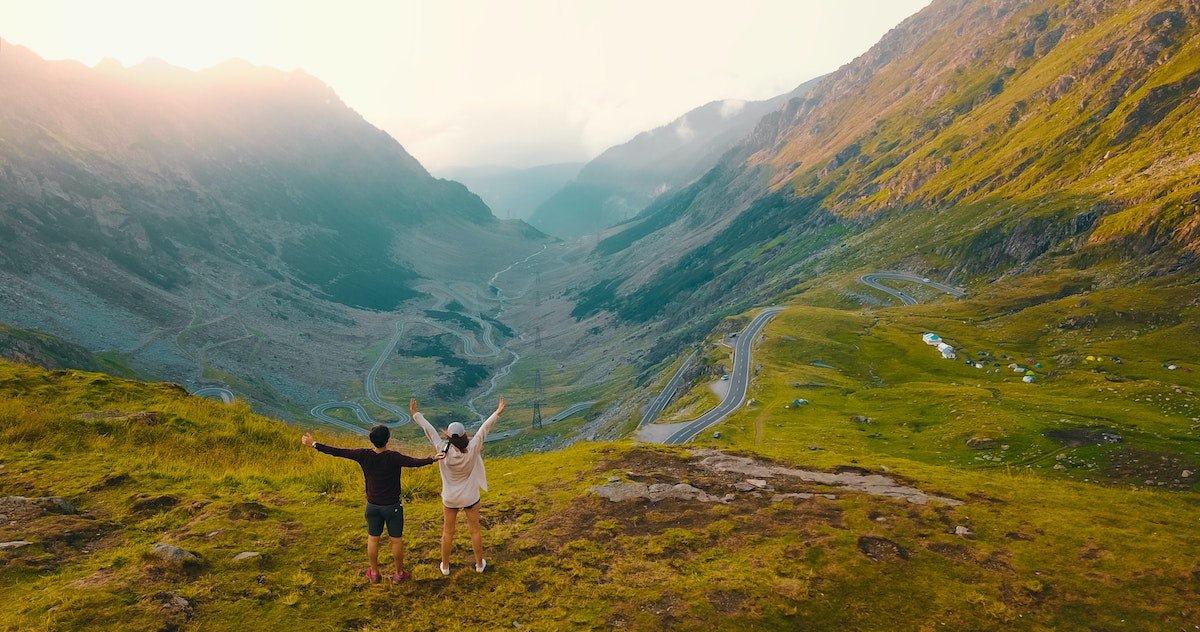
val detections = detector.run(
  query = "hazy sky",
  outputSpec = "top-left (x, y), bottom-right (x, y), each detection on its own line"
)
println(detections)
top-left (2, 1), bottom-right (931, 170)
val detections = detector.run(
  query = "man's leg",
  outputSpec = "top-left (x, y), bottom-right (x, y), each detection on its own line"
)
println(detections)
top-left (367, 535), bottom-right (381, 575)
top-left (441, 506), bottom-right (459, 569)
top-left (390, 537), bottom-right (406, 573)
top-left (465, 504), bottom-right (484, 568)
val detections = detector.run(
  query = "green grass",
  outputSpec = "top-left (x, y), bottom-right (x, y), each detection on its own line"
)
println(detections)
top-left (2, 263), bottom-right (1200, 630)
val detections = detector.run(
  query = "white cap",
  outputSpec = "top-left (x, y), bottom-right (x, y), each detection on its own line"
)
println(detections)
top-left (447, 422), bottom-right (466, 437)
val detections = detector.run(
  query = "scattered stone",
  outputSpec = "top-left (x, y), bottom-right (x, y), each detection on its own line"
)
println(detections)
top-left (733, 481), bottom-right (757, 492)
top-left (857, 535), bottom-right (909, 562)
top-left (228, 502), bottom-right (268, 520)
top-left (850, 414), bottom-right (872, 425)
top-left (746, 479), bottom-right (768, 489)
top-left (1047, 428), bottom-right (1122, 447)
top-left (0, 540), bottom-right (34, 550)
top-left (232, 551), bottom-right (261, 562)
top-left (807, 445), bottom-right (823, 451)
top-left (955, 525), bottom-right (972, 537)
top-left (1183, 470), bottom-right (1193, 478)
top-left (130, 494), bottom-right (179, 514)
top-left (967, 437), bottom-right (1000, 450)
top-left (606, 476), bottom-right (620, 483)
top-left (148, 592), bottom-right (192, 617)
top-left (150, 543), bottom-right (199, 562)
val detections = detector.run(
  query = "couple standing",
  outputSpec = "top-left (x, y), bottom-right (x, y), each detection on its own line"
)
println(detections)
top-left (301, 396), bottom-right (505, 583)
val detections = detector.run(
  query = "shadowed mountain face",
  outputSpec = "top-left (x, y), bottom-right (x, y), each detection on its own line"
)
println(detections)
top-left (527, 81), bottom-right (820, 239)
top-left (0, 42), bottom-right (546, 408)
top-left (0, 42), bottom-right (539, 310)
top-left (575, 0), bottom-right (1200, 333)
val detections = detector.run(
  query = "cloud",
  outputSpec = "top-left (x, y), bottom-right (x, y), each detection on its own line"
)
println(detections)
top-left (674, 116), bottom-right (695, 141)
top-left (719, 99), bottom-right (747, 118)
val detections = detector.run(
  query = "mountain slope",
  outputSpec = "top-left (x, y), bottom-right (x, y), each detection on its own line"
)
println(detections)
top-left (440, 162), bottom-right (583, 221)
top-left (577, 0), bottom-right (1200, 334)
top-left (0, 42), bottom-right (547, 411)
top-left (528, 82), bottom-right (819, 239)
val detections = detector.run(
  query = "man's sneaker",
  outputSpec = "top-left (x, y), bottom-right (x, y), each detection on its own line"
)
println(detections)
top-left (391, 569), bottom-right (412, 584)
top-left (475, 559), bottom-right (487, 573)
top-left (365, 568), bottom-right (381, 584)
top-left (439, 562), bottom-right (450, 577)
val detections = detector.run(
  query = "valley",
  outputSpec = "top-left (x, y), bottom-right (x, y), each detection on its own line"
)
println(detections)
top-left (2, 0), bottom-right (1199, 629)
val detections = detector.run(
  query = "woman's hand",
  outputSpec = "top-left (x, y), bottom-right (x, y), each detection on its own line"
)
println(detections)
top-left (410, 398), bottom-right (419, 416)
top-left (439, 429), bottom-right (450, 440)
top-left (495, 395), bottom-right (506, 415)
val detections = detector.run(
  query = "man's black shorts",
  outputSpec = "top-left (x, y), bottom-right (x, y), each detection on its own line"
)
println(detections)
top-left (364, 502), bottom-right (404, 537)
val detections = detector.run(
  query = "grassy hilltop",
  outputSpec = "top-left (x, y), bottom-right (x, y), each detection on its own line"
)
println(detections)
top-left (3, 264), bottom-right (1200, 632)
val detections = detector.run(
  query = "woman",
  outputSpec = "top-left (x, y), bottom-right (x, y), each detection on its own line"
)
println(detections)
top-left (411, 396), bottom-right (505, 575)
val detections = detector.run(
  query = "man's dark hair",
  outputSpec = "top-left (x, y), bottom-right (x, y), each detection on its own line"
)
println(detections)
top-left (368, 425), bottom-right (390, 448)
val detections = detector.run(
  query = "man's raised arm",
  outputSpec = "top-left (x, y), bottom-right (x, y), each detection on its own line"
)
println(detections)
top-left (302, 432), bottom-right (362, 461)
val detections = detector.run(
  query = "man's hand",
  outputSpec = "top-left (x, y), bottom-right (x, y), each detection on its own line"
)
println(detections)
top-left (410, 398), bottom-right (418, 416)
top-left (495, 395), bottom-right (506, 415)
top-left (301, 432), bottom-right (315, 448)
top-left (432, 452), bottom-right (446, 461)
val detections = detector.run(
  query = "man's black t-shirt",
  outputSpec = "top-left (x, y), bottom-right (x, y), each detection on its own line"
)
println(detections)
top-left (314, 444), bottom-right (434, 505)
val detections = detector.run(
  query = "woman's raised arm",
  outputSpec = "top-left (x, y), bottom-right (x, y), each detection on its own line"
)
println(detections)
top-left (410, 398), bottom-right (441, 449)
top-left (471, 396), bottom-right (506, 446)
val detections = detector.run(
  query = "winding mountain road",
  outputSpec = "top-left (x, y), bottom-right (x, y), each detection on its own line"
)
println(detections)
top-left (656, 307), bottom-right (783, 445)
top-left (860, 272), bottom-right (966, 305)
top-left (639, 350), bottom-right (698, 427)
top-left (308, 244), bottom-right (593, 436)
top-left (193, 387), bottom-right (234, 404)
top-left (483, 400), bottom-right (596, 443)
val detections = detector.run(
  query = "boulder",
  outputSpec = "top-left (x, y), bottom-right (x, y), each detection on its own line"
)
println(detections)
top-left (0, 541), bottom-right (34, 550)
top-left (231, 551), bottom-right (261, 562)
top-left (150, 543), bottom-right (199, 562)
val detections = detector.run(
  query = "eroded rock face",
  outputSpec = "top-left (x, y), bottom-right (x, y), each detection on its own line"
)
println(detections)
top-left (591, 481), bottom-right (725, 504)
top-left (591, 449), bottom-right (962, 507)
top-left (692, 450), bottom-right (963, 506)
top-left (0, 496), bottom-right (78, 521)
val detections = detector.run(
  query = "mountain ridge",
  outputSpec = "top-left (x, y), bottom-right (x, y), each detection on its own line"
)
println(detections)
top-left (528, 80), bottom-right (820, 239)
top-left (575, 0), bottom-right (1200, 334)
top-left (0, 39), bottom-right (547, 414)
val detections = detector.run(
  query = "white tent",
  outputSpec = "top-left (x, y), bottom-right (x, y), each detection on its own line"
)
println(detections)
top-left (922, 333), bottom-right (942, 346)
top-left (937, 342), bottom-right (956, 359)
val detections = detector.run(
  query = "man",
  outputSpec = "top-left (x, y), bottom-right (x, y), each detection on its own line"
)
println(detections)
top-left (301, 425), bottom-right (443, 584)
